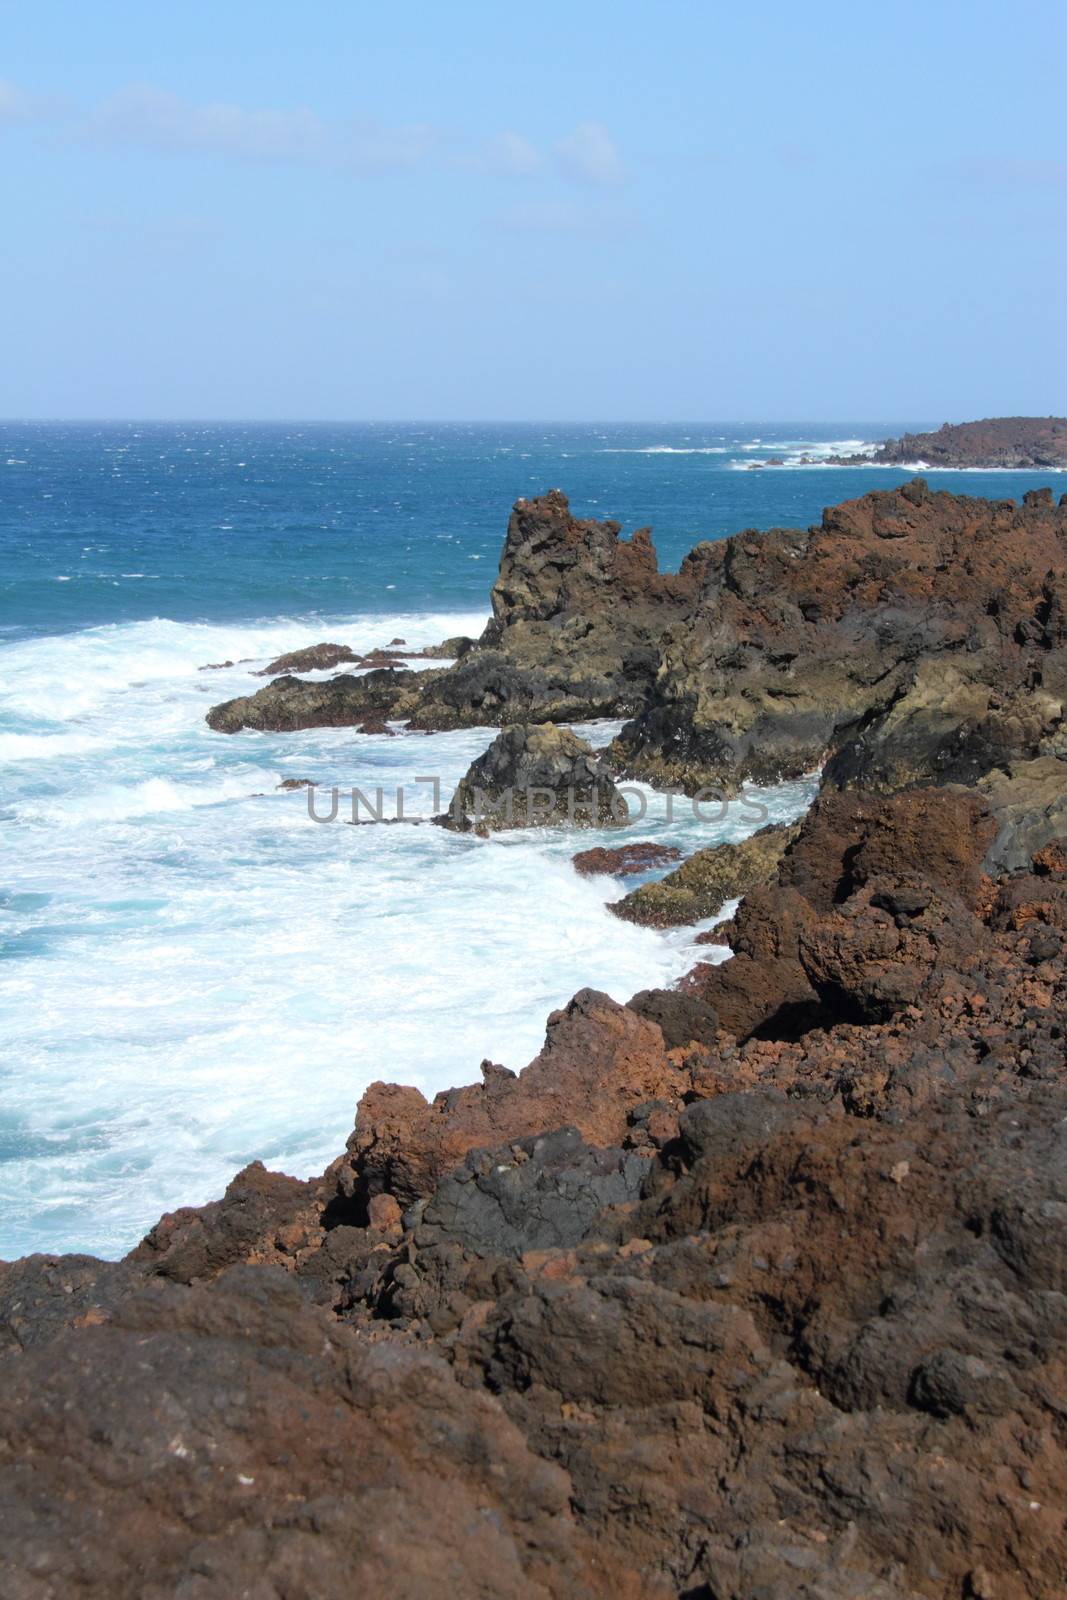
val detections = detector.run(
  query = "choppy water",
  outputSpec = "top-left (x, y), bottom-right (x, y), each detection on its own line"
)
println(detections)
top-left (2, 423), bottom-right (1060, 1258)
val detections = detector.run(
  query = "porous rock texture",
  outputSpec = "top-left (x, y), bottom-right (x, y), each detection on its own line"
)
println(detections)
top-left (571, 840), bottom-right (683, 877)
top-left (614, 480), bottom-right (1067, 795)
top-left (438, 723), bottom-right (626, 833)
top-left (10, 481), bottom-right (1067, 1597)
top-left (253, 641), bottom-right (363, 675)
top-left (609, 819), bottom-right (799, 927)
top-left (4, 786), bottom-right (1066, 1597)
top-left (206, 665), bottom-right (436, 733)
top-left (206, 482), bottom-right (1067, 817)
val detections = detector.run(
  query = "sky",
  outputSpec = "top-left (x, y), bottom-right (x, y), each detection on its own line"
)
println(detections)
top-left (1, 0), bottom-right (1064, 420)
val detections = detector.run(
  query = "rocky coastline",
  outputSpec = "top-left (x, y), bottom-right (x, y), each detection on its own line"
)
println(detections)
top-left (827, 415), bottom-right (1067, 470)
top-left (3, 479), bottom-right (1067, 1598)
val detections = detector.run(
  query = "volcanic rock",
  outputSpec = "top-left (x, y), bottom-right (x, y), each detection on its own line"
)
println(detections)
top-left (0, 1262), bottom-right (645, 1599)
top-left (407, 490), bottom-right (697, 729)
top-left (4, 791), bottom-right (1067, 1595)
top-left (610, 820), bottom-right (800, 927)
top-left (419, 634), bottom-right (476, 659)
top-left (613, 478), bottom-right (1067, 794)
top-left (438, 723), bottom-right (627, 833)
top-left (208, 484), bottom-right (1067, 792)
top-left (206, 666), bottom-right (432, 733)
top-left (571, 840), bottom-right (683, 877)
top-left (972, 756), bottom-right (1067, 871)
top-left (831, 415), bottom-right (1067, 469)
top-left (254, 641), bottom-right (363, 675)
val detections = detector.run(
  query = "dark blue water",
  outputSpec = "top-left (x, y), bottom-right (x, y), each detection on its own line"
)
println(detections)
top-left (5, 421), bottom-right (1062, 644)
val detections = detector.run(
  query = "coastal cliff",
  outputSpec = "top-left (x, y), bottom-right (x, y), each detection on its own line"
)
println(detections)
top-left (830, 415), bottom-right (1067, 469)
top-left (207, 480), bottom-right (1067, 804)
top-left (4, 482), bottom-right (1067, 1599)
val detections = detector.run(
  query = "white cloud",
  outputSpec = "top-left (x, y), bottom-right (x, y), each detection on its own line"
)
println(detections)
top-left (485, 130), bottom-right (543, 176)
top-left (81, 85), bottom-right (435, 171)
top-left (0, 77), bottom-right (629, 198)
top-left (0, 79), bottom-right (63, 126)
top-left (555, 121), bottom-right (625, 186)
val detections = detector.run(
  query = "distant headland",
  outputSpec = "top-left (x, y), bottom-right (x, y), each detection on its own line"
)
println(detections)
top-left (828, 415), bottom-right (1067, 469)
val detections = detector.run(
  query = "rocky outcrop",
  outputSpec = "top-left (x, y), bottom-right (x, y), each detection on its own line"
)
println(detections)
top-left (20, 477), bottom-right (1067, 1597)
top-left (613, 479), bottom-right (1067, 794)
top-left (342, 989), bottom-right (695, 1212)
top-left (609, 820), bottom-right (799, 927)
top-left (205, 492), bottom-right (700, 736)
top-left (0, 1261), bottom-right (644, 1600)
top-left (404, 492), bottom-right (692, 730)
top-left (832, 415), bottom-right (1067, 469)
top-left (972, 756), bottom-right (1067, 872)
top-left (571, 840), bottom-right (682, 877)
top-left (438, 723), bottom-right (627, 833)
top-left (5, 790), bottom-right (1066, 1596)
top-left (419, 634), bottom-right (476, 659)
top-left (206, 485), bottom-right (1067, 800)
top-left (206, 666), bottom-right (433, 733)
top-left (254, 641), bottom-right (363, 675)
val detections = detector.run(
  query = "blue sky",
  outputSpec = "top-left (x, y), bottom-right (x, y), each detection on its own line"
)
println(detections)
top-left (1, 0), bottom-right (1064, 419)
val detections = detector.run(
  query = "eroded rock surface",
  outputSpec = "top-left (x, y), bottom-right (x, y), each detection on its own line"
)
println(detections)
top-left (614, 479), bottom-right (1067, 794)
top-left (438, 723), bottom-right (626, 833)
top-left (17, 477), bottom-right (1067, 1597)
top-left (4, 789), bottom-right (1067, 1598)
top-left (610, 820), bottom-right (799, 926)
top-left (571, 840), bottom-right (683, 877)
top-left (206, 666), bottom-right (433, 733)
top-left (254, 641), bottom-right (363, 675)
top-left (206, 484), bottom-right (1067, 808)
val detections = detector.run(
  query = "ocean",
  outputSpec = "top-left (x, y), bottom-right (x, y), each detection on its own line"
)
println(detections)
top-left (2, 422), bottom-right (1062, 1260)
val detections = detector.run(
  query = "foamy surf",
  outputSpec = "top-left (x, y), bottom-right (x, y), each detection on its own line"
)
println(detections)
top-left (0, 608), bottom-right (814, 1260)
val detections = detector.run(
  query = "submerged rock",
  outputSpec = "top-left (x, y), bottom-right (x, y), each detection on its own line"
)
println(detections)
top-left (254, 641), bottom-right (363, 675)
top-left (206, 666), bottom-right (431, 733)
top-left (571, 840), bottom-right (683, 877)
top-left (438, 723), bottom-right (627, 833)
top-left (610, 821), bottom-right (800, 927)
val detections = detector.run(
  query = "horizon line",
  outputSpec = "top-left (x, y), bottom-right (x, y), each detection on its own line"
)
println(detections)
top-left (0, 416), bottom-right (938, 428)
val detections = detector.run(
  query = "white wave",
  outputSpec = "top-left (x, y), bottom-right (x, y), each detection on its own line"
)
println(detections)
top-left (0, 606), bottom-right (815, 1261)
top-left (0, 731), bottom-right (105, 761)
top-left (20, 772), bottom-right (269, 827)
top-left (0, 609), bottom-right (489, 724)
top-left (598, 445), bottom-right (728, 455)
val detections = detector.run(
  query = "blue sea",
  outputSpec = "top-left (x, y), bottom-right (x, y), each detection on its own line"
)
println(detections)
top-left (2, 422), bottom-right (1062, 1259)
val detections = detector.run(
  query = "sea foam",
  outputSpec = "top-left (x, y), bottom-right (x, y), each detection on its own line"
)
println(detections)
top-left (0, 608), bottom-right (815, 1260)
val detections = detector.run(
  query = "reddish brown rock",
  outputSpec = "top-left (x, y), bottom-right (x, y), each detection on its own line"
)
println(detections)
top-left (254, 641), bottom-right (363, 675)
top-left (0, 1264), bottom-right (650, 1600)
top-left (128, 1160), bottom-right (328, 1282)
top-left (571, 840), bottom-right (683, 877)
top-left (3, 803), bottom-right (1067, 1597)
top-left (341, 989), bottom-right (688, 1211)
